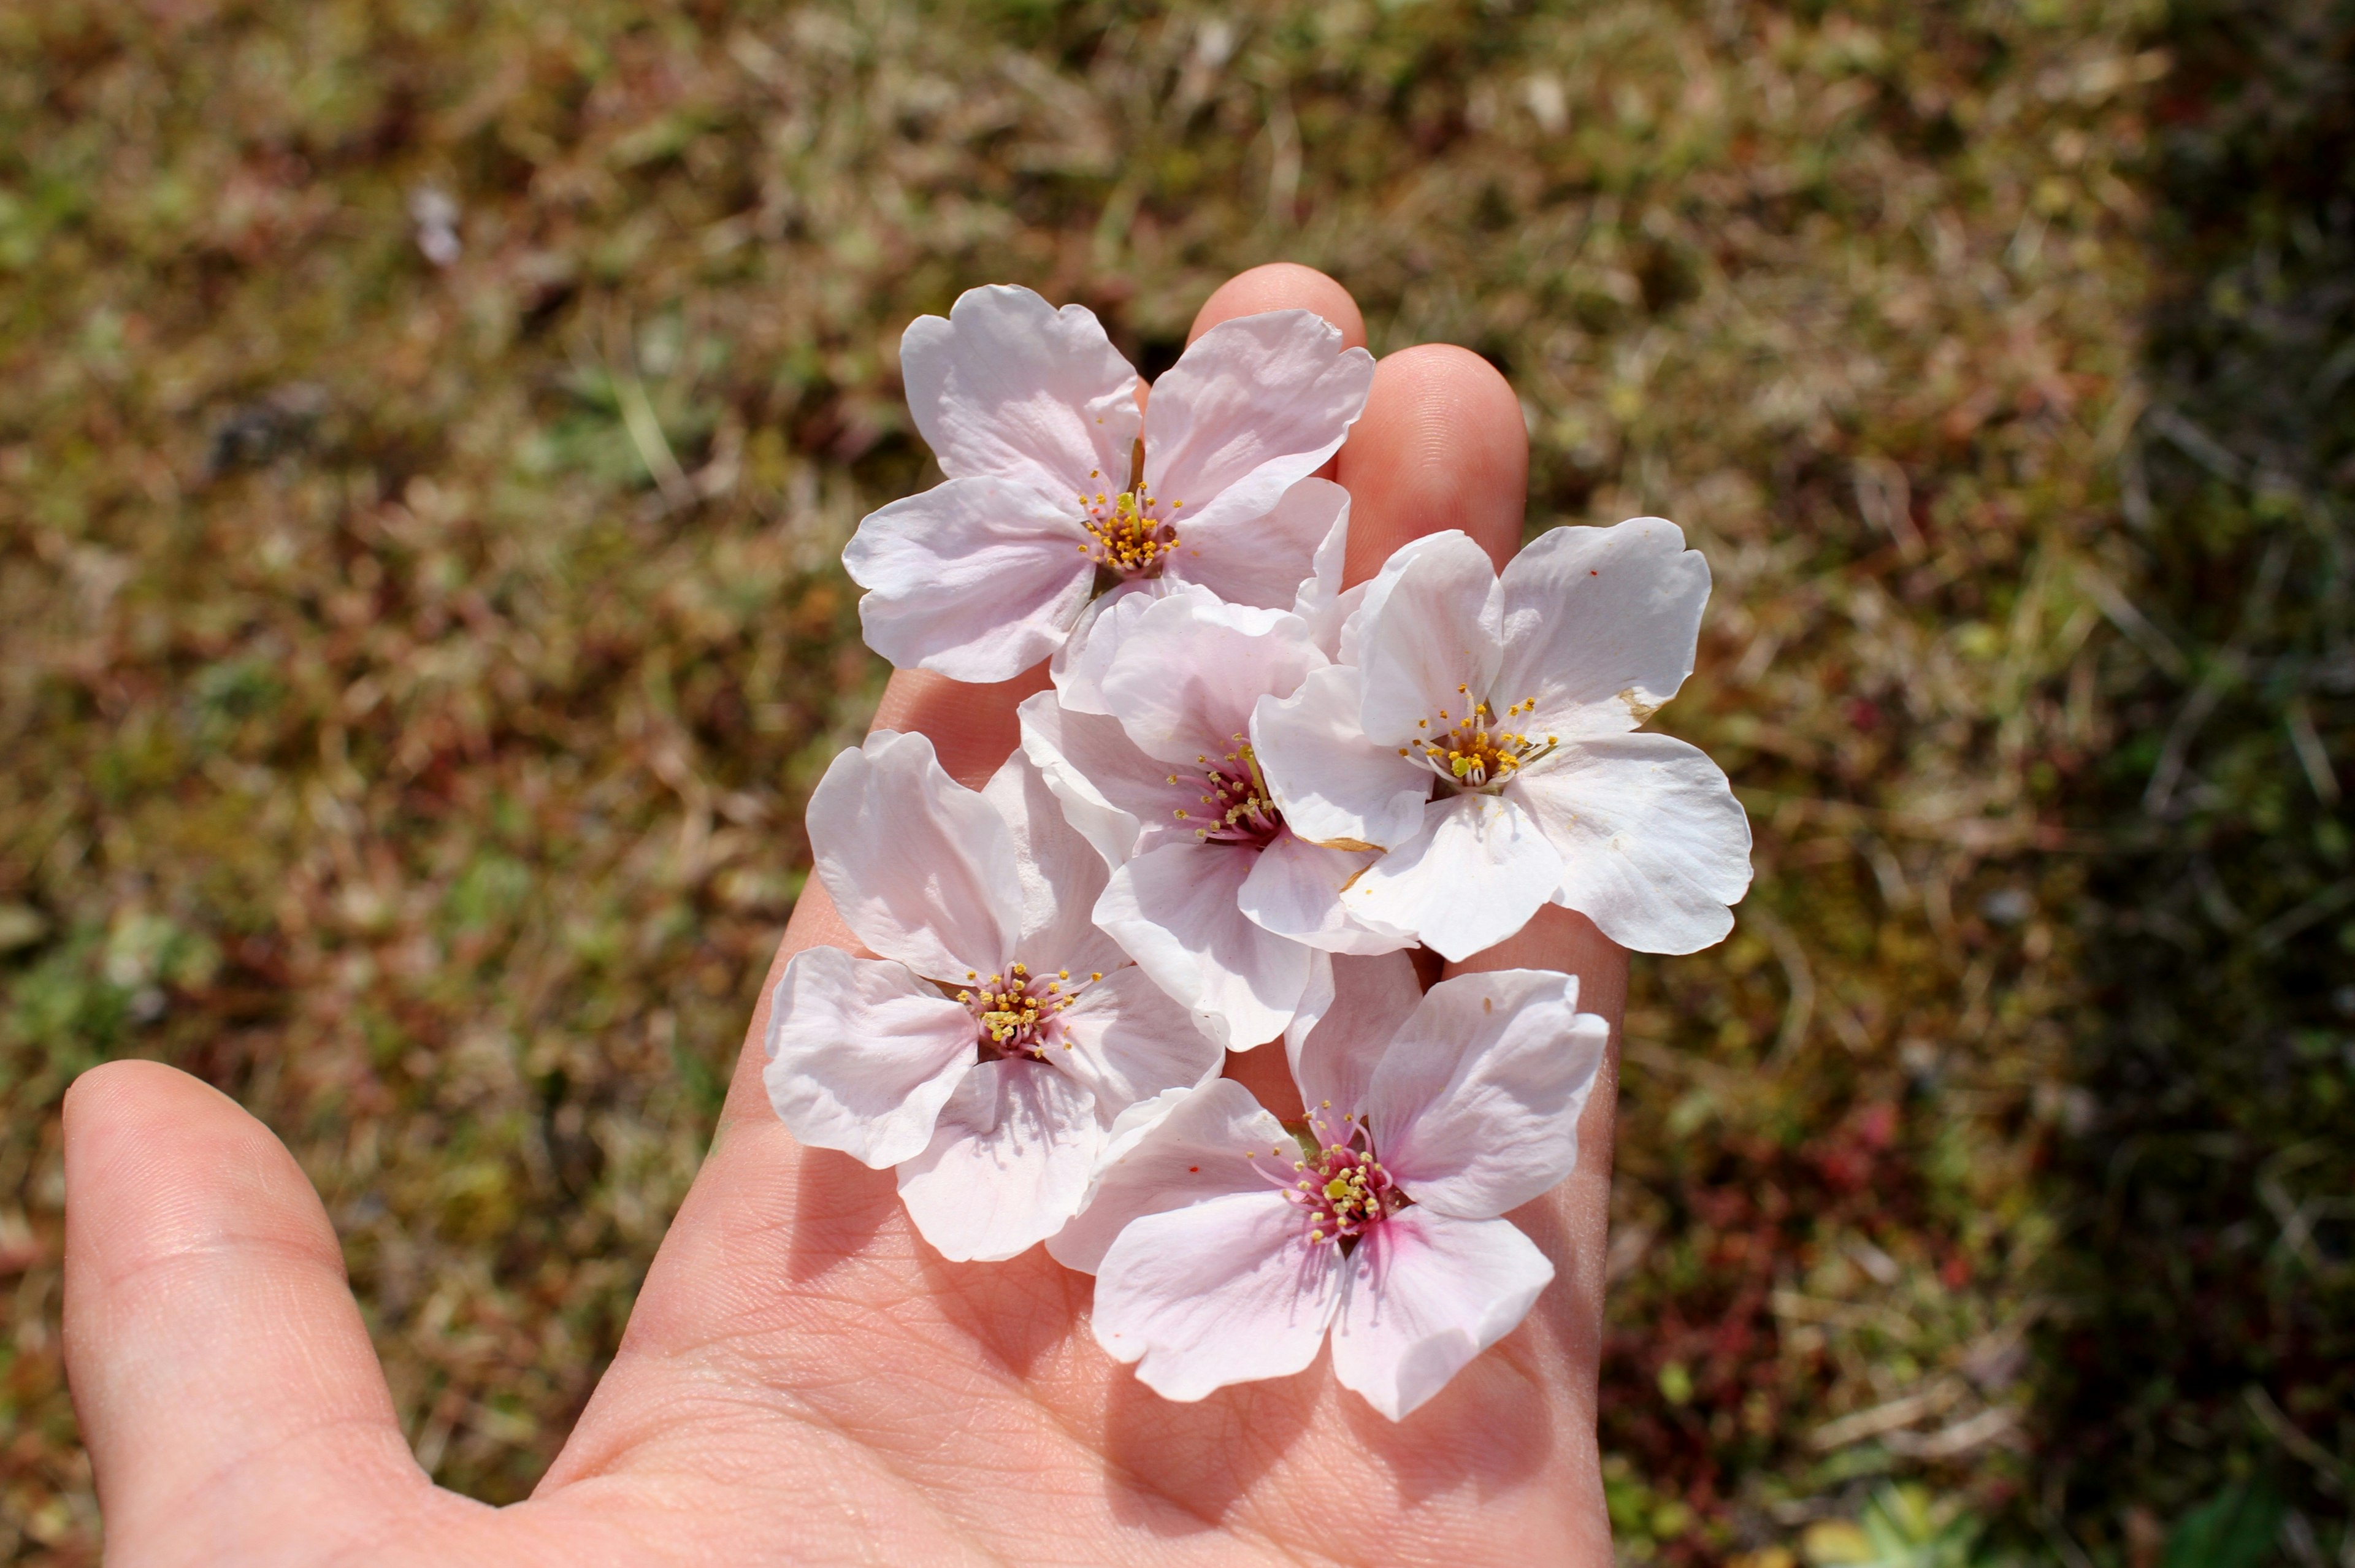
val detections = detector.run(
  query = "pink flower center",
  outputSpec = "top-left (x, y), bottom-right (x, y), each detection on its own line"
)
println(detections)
top-left (954, 963), bottom-right (1098, 1061)
top-left (1168, 736), bottom-right (1284, 850)
top-left (1262, 1109), bottom-right (1406, 1248)
top-left (1396, 684), bottom-right (1558, 794)
top-left (1074, 465), bottom-right (1183, 583)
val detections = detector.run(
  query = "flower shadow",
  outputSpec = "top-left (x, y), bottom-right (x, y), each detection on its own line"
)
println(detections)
top-left (1100, 1363), bottom-right (1317, 1534)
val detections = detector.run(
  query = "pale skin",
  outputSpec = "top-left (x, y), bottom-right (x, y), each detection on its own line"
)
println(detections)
top-left (62, 266), bottom-right (1625, 1567)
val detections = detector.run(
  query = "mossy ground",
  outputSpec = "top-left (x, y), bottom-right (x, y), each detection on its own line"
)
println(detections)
top-left (1, 1), bottom-right (2345, 1562)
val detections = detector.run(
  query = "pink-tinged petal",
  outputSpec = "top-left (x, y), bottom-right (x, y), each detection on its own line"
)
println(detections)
top-left (1286, 480), bottom-right (1366, 660)
top-left (1251, 665), bottom-right (1430, 849)
top-left (844, 476), bottom-right (1096, 681)
top-left (1052, 966), bottom-right (1224, 1124)
top-left (1341, 795), bottom-right (1564, 963)
top-left (1093, 1190), bottom-right (1342, 1401)
top-left (762, 947), bottom-right (978, 1169)
top-left (900, 285), bottom-right (1140, 495)
top-left (1493, 518), bottom-right (1712, 738)
top-left (1048, 581), bottom-right (1163, 716)
top-left (1169, 474), bottom-right (1346, 612)
top-left (1287, 950), bottom-right (1425, 1122)
top-left (895, 1058), bottom-right (1103, 1263)
top-left (1329, 1210), bottom-right (1554, 1421)
top-left (1141, 310), bottom-right (1375, 538)
top-left (1236, 830), bottom-right (1405, 956)
top-left (981, 750), bottom-right (1114, 967)
top-left (1352, 530), bottom-right (1504, 746)
top-left (1512, 732), bottom-right (1754, 955)
top-left (1016, 692), bottom-right (1200, 871)
top-left (1046, 1078), bottom-right (1290, 1273)
top-left (1365, 968), bottom-right (1606, 1217)
top-left (1095, 842), bottom-right (1311, 1050)
top-left (1101, 589), bottom-right (1320, 768)
top-left (806, 731), bottom-right (1020, 979)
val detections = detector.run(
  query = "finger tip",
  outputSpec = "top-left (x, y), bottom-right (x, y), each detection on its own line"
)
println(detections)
top-left (1188, 263), bottom-right (1366, 350)
top-left (1338, 344), bottom-right (1530, 581)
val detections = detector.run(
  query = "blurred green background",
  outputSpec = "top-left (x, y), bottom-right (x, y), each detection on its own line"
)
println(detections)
top-left (1, 0), bottom-right (2348, 1562)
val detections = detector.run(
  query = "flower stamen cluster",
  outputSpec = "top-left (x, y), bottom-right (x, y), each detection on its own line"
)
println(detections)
top-left (1168, 736), bottom-right (1283, 847)
top-left (1398, 687), bottom-right (1558, 793)
top-left (1078, 458), bottom-right (1183, 582)
top-left (955, 962), bottom-right (1103, 1058)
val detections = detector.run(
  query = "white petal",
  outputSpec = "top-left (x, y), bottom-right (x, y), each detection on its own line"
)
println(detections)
top-left (1096, 842), bottom-right (1312, 1051)
top-left (1016, 690), bottom-right (1190, 872)
top-left (1047, 581), bottom-right (1163, 716)
top-left (1250, 665), bottom-right (1430, 849)
top-left (1285, 478), bottom-right (1354, 632)
top-left (806, 731), bottom-right (1020, 979)
top-left (1141, 310), bottom-right (1374, 538)
top-left (1341, 795), bottom-right (1564, 963)
top-left (1329, 1210), bottom-right (1554, 1421)
top-left (1493, 518), bottom-right (1712, 738)
top-left (895, 1058), bottom-right (1103, 1263)
top-left (1512, 732), bottom-right (1754, 954)
top-left (900, 285), bottom-right (1139, 494)
top-left (1053, 966), bottom-right (1225, 1122)
top-left (1092, 1190), bottom-right (1342, 1401)
top-left (844, 476), bottom-right (1095, 681)
top-left (1100, 588), bottom-right (1321, 767)
top-left (1047, 1077), bottom-right (1290, 1273)
top-left (1365, 968), bottom-right (1606, 1218)
top-left (1168, 473), bottom-right (1346, 613)
top-left (1286, 950), bottom-right (1425, 1122)
top-left (762, 947), bottom-right (978, 1169)
top-left (1236, 830), bottom-right (1404, 955)
top-left (1352, 530), bottom-right (1504, 745)
top-left (981, 749), bottom-right (1112, 965)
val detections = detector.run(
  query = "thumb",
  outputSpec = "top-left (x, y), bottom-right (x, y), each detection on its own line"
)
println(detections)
top-left (63, 1060), bottom-right (434, 1562)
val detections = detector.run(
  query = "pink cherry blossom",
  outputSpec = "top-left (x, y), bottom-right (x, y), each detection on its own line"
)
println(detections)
top-left (1016, 573), bottom-right (1402, 1053)
top-left (841, 285), bottom-right (1376, 683)
top-left (1060, 953), bottom-right (1609, 1419)
top-left (762, 731), bottom-right (1222, 1263)
top-left (1251, 520), bottom-right (1755, 962)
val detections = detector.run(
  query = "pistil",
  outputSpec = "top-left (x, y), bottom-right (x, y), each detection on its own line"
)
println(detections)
top-left (1398, 686), bottom-right (1558, 792)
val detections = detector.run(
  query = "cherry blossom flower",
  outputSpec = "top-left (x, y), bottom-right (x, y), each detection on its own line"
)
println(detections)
top-left (1055, 954), bottom-right (1609, 1419)
top-left (1252, 520), bottom-right (1754, 962)
top-left (841, 285), bottom-right (1377, 683)
top-left (762, 731), bottom-right (1222, 1263)
top-left (1016, 572), bottom-right (1402, 1054)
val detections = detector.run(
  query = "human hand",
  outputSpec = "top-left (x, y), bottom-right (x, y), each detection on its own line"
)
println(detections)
top-left (63, 265), bottom-right (1628, 1567)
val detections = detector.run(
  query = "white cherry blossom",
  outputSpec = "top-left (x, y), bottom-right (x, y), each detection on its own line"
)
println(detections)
top-left (1060, 954), bottom-right (1609, 1419)
top-left (1252, 520), bottom-right (1754, 962)
top-left (1016, 575), bottom-right (1401, 1054)
top-left (763, 731), bottom-right (1222, 1263)
top-left (842, 285), bottom-right (1376, 682)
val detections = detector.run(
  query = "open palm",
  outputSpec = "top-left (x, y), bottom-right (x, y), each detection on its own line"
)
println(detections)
top-left (64, 266), bottom-right (1625, 1567)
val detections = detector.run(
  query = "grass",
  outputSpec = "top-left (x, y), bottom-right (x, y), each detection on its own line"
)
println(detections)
top-left (0, 0), bottom-right (2345, 1562)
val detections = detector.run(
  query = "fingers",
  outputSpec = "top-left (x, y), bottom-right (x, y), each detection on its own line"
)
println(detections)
top-left (1188, 261), bottom-right (1368, 350)
top-left (1336, 343), bottom-right (1530, 581)
top-left (63, 1060), bottom-right (427, 1559)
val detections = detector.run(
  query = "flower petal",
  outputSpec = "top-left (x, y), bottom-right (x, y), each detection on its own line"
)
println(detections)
top-left (762, 946), bottom-right (978, 1169)
top-left (1100, 587), bottom-right (1322, 768)
top-left (806, 730), bottom-right (1020, 979)
top-left (1365, 968), bottom-right (1606, 1217)
top-left (1047, 580), bottom-right (1162, 716)
top-left (1286, 480), bottom-right (1366, 660)
top-left (1493, 518), bottom-right (1712, 738)
top-left (1352, 530), bottom-right (1504, 746)
top-left (1329, 1210), bottom-right (1554, 1421)
top-left (895, 1058), bottom-right (1103, 1263)
top-left (1093, 1189), bottom-right (1342, 1401)
top-left (844, 476), bottom-right (1096, 681)
top-left (1512, 732), bottom-right (1754, 954)
top-left (1169, 473), bottom-right (1347, 612)
top-left (1341, 795), bottom-right (1564, 963)
top-left (1236, 830), bottom-right (1404, 955)
top-left (1046, 1077), bottom-right (1290, 1273)
top-left (1095, 841), bottom-right (1311, 1050)
top-left (900, 284), bottom-right (1140, 495)
top-left (1286, 950), bottom-right (1425, 1122)
top-left (1054, 966), bottom-right (1224, 1124)
top-left (1250, 664), bottom-right (1430, 849)
top-left (980, 749), bottom-right (1116, 969)
top-left (1141, 310), bottom-right (1375, 539)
